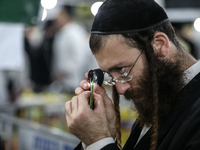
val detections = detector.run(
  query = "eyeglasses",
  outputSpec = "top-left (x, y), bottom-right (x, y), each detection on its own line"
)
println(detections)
top-left (103, 50), bottom-right (143, 86)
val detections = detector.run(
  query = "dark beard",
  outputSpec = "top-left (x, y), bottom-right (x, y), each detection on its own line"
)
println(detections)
top-left (124, 55), bottom-right (185, 126)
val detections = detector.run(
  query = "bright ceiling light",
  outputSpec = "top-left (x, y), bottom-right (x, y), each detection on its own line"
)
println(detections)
top-left (194, 18), bottom-right (200, 32)
top-left (91, 2), bottom-right (103, 16)
top-left (41, 0), bottom-right (57, 9)
top-left (41, 8), bottom-right (47, 21)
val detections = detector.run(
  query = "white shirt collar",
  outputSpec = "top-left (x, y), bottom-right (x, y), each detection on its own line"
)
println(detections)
top-left (184, 60), bottom-right (200, 85)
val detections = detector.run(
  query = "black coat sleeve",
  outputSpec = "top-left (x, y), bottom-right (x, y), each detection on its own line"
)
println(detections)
top-left (184, 129), bottom-right (200, 150)
top-left (182, 99), bottom-right (200, 150)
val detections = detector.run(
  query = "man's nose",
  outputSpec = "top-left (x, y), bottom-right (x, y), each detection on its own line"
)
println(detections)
top-left (115, 82), bottom-right (131, 95)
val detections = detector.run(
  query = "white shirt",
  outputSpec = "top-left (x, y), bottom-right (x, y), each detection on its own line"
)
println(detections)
top-left (82, 60), bottom-right (200, 150)
top-left (52, 22), bottom-right (90, 90)
top-left (184, 60), bottom-right (200, 85)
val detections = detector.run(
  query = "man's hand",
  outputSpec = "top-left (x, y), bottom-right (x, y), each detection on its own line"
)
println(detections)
top-left (65, 73), bottom-right (116, 146)
top-left (76, 73), bottom-right (116, 139)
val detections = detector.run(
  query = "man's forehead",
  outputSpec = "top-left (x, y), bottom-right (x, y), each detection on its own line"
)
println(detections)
top-left (94, 38), bottom-right (141, 72)
top-left (95, 36), bottom-right (130, 59)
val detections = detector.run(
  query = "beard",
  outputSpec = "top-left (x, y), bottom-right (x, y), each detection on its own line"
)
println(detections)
top-left (124, 53), bottom-right (185, 126)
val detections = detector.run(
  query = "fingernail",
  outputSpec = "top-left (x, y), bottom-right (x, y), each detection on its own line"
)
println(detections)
top-left (84, 83), bottom-right (88, 89)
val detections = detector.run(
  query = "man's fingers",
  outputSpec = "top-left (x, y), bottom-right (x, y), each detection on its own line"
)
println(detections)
top-left (65, 100), bottom-right (72, 115)
top-left (78, 91), bottom-right (91, 107)
top-left (93, 93), bottom-right (104, 107)
top-left (93, 84), bottom-right (108, 100)
top-left (93, 84), bottom-right (102, 94)
top-left (71, 96), bottom-right (78, 112)
top-left (75, 87), bottom-right (84, 95)
top-left (65, 91), bottom-right (91, 122)
top-left (93, 84), bottom-right (113, 108)
top-left (80, 80), bottom-right (90, 90)
top-left (85, 72), bottom-right (89, 80)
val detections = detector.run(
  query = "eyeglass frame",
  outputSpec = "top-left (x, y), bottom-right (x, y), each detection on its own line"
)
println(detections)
top-left (103, 50), bottom-right (143, 86)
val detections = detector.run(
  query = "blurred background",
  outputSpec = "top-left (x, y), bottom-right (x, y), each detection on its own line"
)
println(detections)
top-left (0, 0), bottom-right (200, 149)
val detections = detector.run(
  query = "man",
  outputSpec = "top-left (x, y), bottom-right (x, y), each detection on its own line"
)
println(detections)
top-left (65, 0), bottom-right (200, 150)
top-left (52, 5), bottom-right (93, 92)
top-left (0, 22), bottom-right (25, 111)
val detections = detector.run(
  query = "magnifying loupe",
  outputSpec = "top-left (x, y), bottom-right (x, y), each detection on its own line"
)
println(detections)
top-left (88, 69), bottom-right (104, 87)
top-left (88, 69), bottom-right (104, 109)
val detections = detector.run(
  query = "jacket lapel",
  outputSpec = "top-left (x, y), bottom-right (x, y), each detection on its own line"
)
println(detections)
top-left (122, 120), bottom-right (143, 150)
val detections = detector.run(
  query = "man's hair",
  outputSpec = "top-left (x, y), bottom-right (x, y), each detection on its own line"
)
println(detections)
top-left (62, 5), bottom-right (74, 16)
top-left (89, 20), bottom-right (183, 150)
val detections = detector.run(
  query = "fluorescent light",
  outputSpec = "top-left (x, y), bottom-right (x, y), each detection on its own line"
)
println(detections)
top-left (91, 2), bottom-right (103, 16)
top-left (194, 18), bottom-right (200, 32)
top-left (41, 0), bottom-right (57, 9)
top-left (41, 8), bottom-right (47, 21)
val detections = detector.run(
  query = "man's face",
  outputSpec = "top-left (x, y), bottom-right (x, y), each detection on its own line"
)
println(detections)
top-left (94, 34), bottom-right (184, 125)
top-left (94, 35), bottom-right (147, 100)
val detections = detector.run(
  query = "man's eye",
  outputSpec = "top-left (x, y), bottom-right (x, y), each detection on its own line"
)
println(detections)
top-left (119, 67), bottom-right (125, 73)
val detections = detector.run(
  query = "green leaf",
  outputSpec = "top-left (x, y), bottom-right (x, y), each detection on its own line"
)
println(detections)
top-left (90, 80), bottom-right (94, 109)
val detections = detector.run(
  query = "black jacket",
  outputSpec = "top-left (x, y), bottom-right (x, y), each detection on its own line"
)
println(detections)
top-left (75, 72), bottom-right (200, 150)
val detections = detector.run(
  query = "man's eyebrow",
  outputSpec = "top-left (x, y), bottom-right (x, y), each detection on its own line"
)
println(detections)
top-left (106, 62), bottom-right (125, 73)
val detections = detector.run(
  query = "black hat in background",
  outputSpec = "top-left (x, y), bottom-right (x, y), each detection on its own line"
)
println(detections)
top-left (91, 0), bottom-right (169, 34)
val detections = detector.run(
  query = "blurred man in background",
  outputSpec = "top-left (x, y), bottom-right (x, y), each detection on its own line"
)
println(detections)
top-left (24, 20), bottom-right (56, 92)
top-left (51, 5), bottom-right (95, 93)
top-left (0, 23), bottom-right (26, 112)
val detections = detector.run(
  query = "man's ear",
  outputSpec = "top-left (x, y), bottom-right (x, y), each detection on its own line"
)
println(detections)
top-left (151, 32), bottom-right (170, 57)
